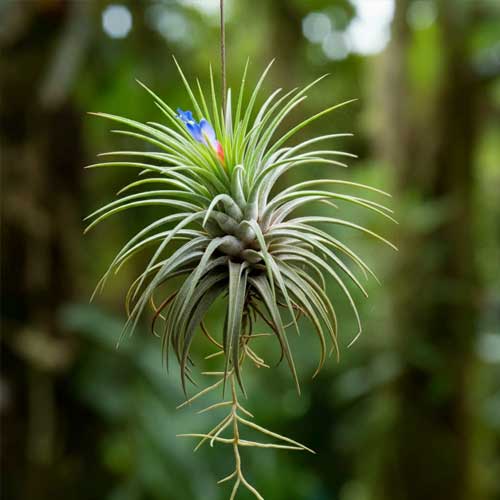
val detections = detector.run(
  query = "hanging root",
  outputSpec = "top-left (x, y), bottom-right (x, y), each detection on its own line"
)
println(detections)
top-left (177, 360), bottom-right (314, 499)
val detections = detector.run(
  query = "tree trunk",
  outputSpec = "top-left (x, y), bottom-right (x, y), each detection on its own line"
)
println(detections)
top-left (374, 2), bottom-right (481, 499)
top-left (1, 2), bottom-right (91, 498)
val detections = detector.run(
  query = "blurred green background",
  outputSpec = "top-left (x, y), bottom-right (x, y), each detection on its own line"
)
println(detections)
top-left (1, 0), bottom-right (499, 499)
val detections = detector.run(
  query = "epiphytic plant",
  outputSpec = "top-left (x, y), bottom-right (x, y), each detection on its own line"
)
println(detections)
top-left (85, 58), bottom-right (395, 498)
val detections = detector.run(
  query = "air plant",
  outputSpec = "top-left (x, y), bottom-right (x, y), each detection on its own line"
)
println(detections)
top-left (85, 60), bottom-right (395, 499)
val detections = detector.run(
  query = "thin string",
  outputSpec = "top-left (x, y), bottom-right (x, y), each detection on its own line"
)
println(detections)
top-left (220, 0), bottom-right (226, 115)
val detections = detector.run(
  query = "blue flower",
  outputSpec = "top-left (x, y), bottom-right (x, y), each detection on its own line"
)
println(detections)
top-left (177, 108), bottom-right (224, 163)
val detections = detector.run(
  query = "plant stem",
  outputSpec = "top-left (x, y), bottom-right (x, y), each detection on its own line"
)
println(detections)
top-left (220, 0), bottom-right (226, 116)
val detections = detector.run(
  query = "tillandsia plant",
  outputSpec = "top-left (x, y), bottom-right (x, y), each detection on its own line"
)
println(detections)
top-left (85, 59), bottom-right (395, 499)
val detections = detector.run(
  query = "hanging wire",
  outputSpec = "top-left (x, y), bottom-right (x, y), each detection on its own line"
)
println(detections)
top-left (220, 0), bottom-right (226, 115)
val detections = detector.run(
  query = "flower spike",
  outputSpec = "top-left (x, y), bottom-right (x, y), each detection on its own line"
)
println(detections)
top-left (177, 108), bottom-right (225, 164)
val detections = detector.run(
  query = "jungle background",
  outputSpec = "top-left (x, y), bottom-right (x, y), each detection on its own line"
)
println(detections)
top-left (1, 0), bottom-right (499, 499)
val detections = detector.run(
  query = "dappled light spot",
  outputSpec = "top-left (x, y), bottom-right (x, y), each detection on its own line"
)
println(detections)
top-left (346, 0), bottom-right (394, 55)
top-left (322, 31), bottom-right (350, 61)
top-left (146, 5), bottom-right (190, 43)
top-left (407, 0), bottom-right (437, 30)
top-left (302, 12), bottom-right (332, 44)
top-left (303, 1), bottom-right (395, 60)
top-left (102, 4), bottom-right (132, 39)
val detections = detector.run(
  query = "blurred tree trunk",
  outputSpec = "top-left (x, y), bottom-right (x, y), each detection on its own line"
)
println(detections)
top-left (1, 2), bottom-right (91, 499)
top-left (374, 1), bottom-right (482, 500)
top-left (265, 0), bottom-right (303, 87)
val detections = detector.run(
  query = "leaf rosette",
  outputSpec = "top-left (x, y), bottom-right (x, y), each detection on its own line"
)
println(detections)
top-left (86, 60), bottom-right (395, 404)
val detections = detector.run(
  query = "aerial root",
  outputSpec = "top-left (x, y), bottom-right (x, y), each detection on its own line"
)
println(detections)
top-left (176, 377), bottom-right (224, 409)
top-left (177, 368), bottom-right (314, 499)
